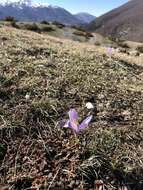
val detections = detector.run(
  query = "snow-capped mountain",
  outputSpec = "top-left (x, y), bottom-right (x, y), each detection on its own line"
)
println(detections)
top-left (0, 0), bottom-right (87, 25)
top-left (1, 0), bottom-right (49, 7)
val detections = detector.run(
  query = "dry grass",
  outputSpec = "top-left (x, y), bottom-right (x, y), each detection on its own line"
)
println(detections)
top-left (0, 26), bottom-right (143, 190)
top-left (95, 46), bottom-right (143, 67)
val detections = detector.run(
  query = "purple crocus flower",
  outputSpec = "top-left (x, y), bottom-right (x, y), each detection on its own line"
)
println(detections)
top-left (63, 109), bottom-right (93, 133)
top-left (107, 47), bottom-right (113, 56)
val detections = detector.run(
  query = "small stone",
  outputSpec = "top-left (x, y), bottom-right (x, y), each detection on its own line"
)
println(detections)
top-left (25, 94), bottom-right (30, 101)
top-left (48, 173), bottom-right (53, 178)
top-left (86, 102), bottom-right (94, 109)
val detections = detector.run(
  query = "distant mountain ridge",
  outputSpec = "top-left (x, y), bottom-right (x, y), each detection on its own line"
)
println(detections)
top-left (0, 0), bottom-right (95, 25)
top-left (75, 13), bottom-right (96, 23)
top-left (87, 0), bottom-right (143, 42)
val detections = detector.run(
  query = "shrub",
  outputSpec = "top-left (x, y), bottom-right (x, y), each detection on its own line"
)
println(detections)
top-left (73, 30), bottom-right (93, 39)
top-left (85, 32), bottom-right (94, 38)
top-left (117, 42), bottom-right (130, 49)
top-left (94, 42), bottom-right (101, 46)
top-left (24, 23), bottom-right (40, 32)
top-left (42, 25), bottom-right (54, 32)
top-left (136, 46), bottom-right (143, 53)
top-left (108, 36), bottom-right (118, 42)
top-left (4, 16), bottom-right (16, 22)
top-left (52, 21), bottom-right (65, 28)
top-left (71, 25), bottom-right (86, 32)
top-left (40, 20), bottom-right (50, 25)
top-left (11, 21), bottom-right (19, 29)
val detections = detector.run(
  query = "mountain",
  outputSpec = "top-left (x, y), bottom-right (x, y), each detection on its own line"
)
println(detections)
top-left (87, 0), bottom-right (143, 42)
top-left (75, 12), bottom-right (96, 23)
top-left (0, 0), bottom-right (85, 25)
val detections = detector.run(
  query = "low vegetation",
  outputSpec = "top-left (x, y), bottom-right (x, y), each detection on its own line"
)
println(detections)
top-left (136, 45), bottom-right (143, 53)
top-left (0, 26), bottom-right (143, 190)
top-left (10, 21), bottom-right (19, 29)
top-left (73, 30), bottom-right (94, 39)
top-left (40, 20), bottom-right (50, 25)
top-left (117, 42), bottom-right (130, 49)
top-left (4, 16), bottom-right (16, 22)
top-left (0, 21), bottom-right (95, 43)
top-left (19, 23), bottom-right (55, 33)
top-left (71, 25), bottom-right (87, 32)
top-left (41, 25), bottom-right (55, 32)
top-left (23, 23), bottom-right (41, 32)
top-left (52, 21), bottom-right (65, 28)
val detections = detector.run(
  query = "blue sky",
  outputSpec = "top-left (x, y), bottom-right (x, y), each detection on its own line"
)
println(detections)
top-left (1, 0), bottom-right (129, 16)
top-left (35, 0), bottom-right (129, 16)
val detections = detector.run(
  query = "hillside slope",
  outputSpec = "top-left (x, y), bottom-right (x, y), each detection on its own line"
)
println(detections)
top-left (87, 0), bottom-right (143, 42)
top-left (0, 26), bottom-right (143, 190)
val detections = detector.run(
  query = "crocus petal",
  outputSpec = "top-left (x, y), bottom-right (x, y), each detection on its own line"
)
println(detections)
top-left (69, 109), bottom-right (78, 121)
top-left (70, 120), bottom-right (79, 132)
top-left (63, 120), bottom-right (71, 128)
top-left (68, 109), bottom-right (79, 132)
top-left (78, 115), bottom-right (93, 130)
top-left (58, 119), bottom-right (69, 128)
